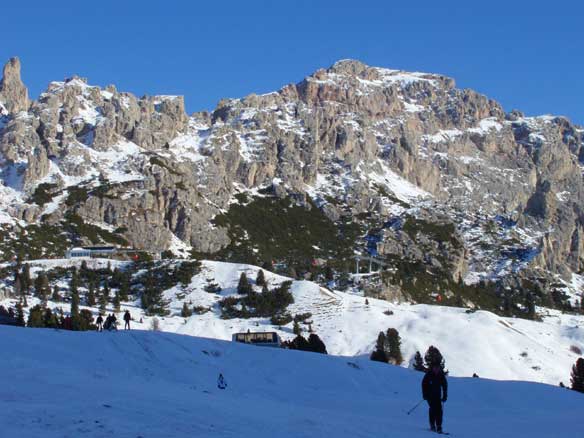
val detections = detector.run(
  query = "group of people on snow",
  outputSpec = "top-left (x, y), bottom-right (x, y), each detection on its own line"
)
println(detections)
top-left (95, 310), bottom-right (132, 331)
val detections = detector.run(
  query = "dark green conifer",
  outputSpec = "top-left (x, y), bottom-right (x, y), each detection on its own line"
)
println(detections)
top-left (571, 358), bottom-right (584, 393)
top-left (424, 345), bottom-right (447, 373)
top-left (238, 273), bottom-right (252, 295)
top-left (27, 305), bottom-right (45, 328)
top-left (181, 302), bottom-right (193, 318)
top-left (256, 269), bottom-right (266, 287)
top-left (413, 351), bottom-right (426, 372)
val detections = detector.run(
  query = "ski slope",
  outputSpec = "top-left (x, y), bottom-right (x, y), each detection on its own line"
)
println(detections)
top-left (0, 326), bottom-right (581, 438)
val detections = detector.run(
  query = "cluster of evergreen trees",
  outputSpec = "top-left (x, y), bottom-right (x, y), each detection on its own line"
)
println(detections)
top-left (220, 274), bottom-right (294, 319)
top-left (26, 304), bottom-right (96, 331)
top-left (0, 304), bottom-right (25, 326)
top-left (140, 271), bottom-right (170, 316)
top-left (8, 261), bottom-right (135, 331)
top-left (282, 333), bottom-right (327, 354)
top-left (369, 329), bottom-right (448, 374)
top-left (370, 328), bottom-right (403, 365)
top-left (139, 260), bottom-right (201, 316)
top-left (412, 346), bottom-right (448, 373)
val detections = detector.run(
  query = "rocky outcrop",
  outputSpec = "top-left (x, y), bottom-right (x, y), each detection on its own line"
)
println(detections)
top-left (0, 57), bottom-right (583, 291)
top-left (0, 57), bottom-right (29, 114)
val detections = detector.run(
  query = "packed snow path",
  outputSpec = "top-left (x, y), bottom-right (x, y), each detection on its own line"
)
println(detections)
top-left (0, 326), bottom-right (582, 437)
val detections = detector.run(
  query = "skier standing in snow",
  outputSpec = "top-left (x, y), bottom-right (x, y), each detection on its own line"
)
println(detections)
top-left (422, 365), bottom-right (448, 433)
top-left (123, 310), bottom-right (131, 330)
top-left (96, 314), bottom-right (103, 331)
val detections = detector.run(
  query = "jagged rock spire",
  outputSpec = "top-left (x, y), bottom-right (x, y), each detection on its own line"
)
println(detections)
top-left (0, 57), bottom-right (29, 113)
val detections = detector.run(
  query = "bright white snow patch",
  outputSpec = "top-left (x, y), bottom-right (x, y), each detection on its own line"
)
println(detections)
top-left (368, 160), bottom-right (431, 202)
top-left (467, 117), bottom-right (503, 135)
top-left (423, 129), bottom-right (463, 143)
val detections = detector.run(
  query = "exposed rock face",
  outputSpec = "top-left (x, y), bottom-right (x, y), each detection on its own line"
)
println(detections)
top-left (0, 57), bottom-right (29, 114)
top-left (0, 58), bottom-right (583, 294)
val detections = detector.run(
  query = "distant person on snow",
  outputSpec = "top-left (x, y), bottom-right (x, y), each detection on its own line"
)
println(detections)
top-left (217, 373), bottom-right (227, 390)
top-left (422, 365), bottom-right (448, 433)
top-left (96, 314), bottom-right (104, 331)
top-left (123, 310), bottom-right (131, 330)
top-left (104, 314), bottom-right (118, 331)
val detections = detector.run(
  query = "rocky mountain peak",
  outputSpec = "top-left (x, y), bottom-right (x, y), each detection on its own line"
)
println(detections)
top-left (0, 57), bottom-right (583, 307)
top-left (0, 57), bottom-right (29, 114)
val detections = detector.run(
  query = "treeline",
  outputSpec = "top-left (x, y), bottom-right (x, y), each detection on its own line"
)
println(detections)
top-left (8, 260), bottom-right (202, 321)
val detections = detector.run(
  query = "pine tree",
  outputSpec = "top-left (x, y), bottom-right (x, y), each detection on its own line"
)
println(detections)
top-left (27, 305), bottom-right (45, 328)
top-left (181, 302), bottom-right (193, 318)
top-left (424, 346), bottom-right (447, 373)
top-left (256, 269), bottom-right (266, 287)
top-left (385, 328), bottom-right (403, 365)
top-left (21, 288), bottom-right (28, 308)
top-left (142, 273), bottom-right (169, 316)
top-left (70, 285), bottom-right (82, 331)
top-left (413, 351), bottom-right (426, 372)
top-left (113, 291), bottom-right (121, 312)
top-left (293, 320), bottom-right (302, 336)
top-left (103, 278), bottom-right (110, 301)
top-left (238, 273), bottom-right (252, 294)
top-left (99, 287), bottom-right (108, 313)
top-left (22, 264), bottom-right (31, 294)
top-left (70, 288), bottom-right (80, 319)
top-left (14, 273), bottom-right (22, 298)
top-left (15, 302), bottom-right (25, 326)
top-left (119, 275), bottom-right (130, 301)
top-left (571, 358), bottom-right (584, 393)
top-left (52, 285), bottom-right (61, 302)
top-left (70, 268), bottom-right (79, 296)
top-left (79, 309), bottom-right (96, 331)
top-left (34, 273), bottom-right (50, 304)
top-left (43, 307), bottom-right (59, 328)
top-left (86, 282), bottom-right (96, 306)
top-left (370, 331), bottom-right (389, 363)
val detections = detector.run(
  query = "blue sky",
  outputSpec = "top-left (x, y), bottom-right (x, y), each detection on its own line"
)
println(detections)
top-left (2, 1), bottom-right (582, 124)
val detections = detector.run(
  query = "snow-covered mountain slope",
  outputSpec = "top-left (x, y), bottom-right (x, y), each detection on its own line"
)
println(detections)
top-left (3, 258), bottom-right (583, 386)
top-left (1, 56), bottom-right (584, 314)
top-left (0, 326), bottom-right (581, 438)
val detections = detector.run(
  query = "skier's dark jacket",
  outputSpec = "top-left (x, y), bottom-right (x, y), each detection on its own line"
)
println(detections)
top-left (422, 370), bottom-right (448, 401)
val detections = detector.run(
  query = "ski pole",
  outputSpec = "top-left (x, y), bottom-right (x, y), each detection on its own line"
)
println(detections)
top-left (406, 399), bottom-right (424, 415)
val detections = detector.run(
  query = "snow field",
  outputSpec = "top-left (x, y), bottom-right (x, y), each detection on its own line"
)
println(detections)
top-left (0, 326), bottom-right (582, 438)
